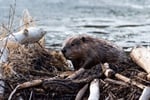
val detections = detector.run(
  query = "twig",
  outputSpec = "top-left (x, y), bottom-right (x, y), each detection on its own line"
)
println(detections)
top-left (29, 91), bottom-right (33, 100)
top-left (8, 79), bottom-right (43, 100)
top-left (16, 19), bottom-right (39, 31)
top-left (8, 85), bottom-right (19, 100)
top-left (115, 73), bottom-right (145, 89)
top-left (8, 0), bottom-right (16, 32)
top-left (104, 78), bottom-right (129, 86)
top-left (66, 68), bottom-right (85, 79)
top-left (2, 25), bottom-right (18, 41)
top-left (75, 84), bottom-right (89, 100)
top-left (102, 63), bottom-right (146, 89)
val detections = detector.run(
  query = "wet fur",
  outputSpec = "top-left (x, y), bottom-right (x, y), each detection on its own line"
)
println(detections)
top-left (62, 34), bottom-right (126, 69)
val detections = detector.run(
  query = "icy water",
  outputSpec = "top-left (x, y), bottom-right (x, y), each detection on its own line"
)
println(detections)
top-left (0, 0), bottom-right (150, 51)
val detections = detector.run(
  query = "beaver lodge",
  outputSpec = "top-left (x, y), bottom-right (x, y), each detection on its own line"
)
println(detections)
top-left (0, 9), bottom-right (150, 100)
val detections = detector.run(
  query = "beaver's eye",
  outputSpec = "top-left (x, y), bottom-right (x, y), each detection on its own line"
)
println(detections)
top-left (71, 43), bottom-right (75, 46)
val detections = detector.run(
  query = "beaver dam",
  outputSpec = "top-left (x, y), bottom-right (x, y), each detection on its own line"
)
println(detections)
top-left (0, 9), bottom-right (150, 100)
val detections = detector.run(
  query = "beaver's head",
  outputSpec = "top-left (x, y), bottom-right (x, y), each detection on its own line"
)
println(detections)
top-left (61, 35), bottom-right (89, 60)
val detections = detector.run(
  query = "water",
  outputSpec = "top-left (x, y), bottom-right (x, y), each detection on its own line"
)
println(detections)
top-left (0, 0), bottom-right (150, 51)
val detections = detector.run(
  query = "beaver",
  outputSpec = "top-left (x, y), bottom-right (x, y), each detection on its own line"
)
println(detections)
top-left (61, 34), bottom-right (126, 69)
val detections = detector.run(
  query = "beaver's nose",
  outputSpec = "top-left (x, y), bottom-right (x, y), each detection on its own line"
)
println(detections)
top-left (61, 48), bottom-right (66, 54)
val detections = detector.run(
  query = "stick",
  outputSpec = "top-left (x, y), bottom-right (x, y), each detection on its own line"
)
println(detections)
top-left (0, 73), bottom-right (5, 98)
top-left (66, 68), bottom-right (85, 79)
top-left (101, 63), bottom-right (114, 78)
top-left (115, 73), bottom-right (145, 89)
top-left (88, 79), bottom-right (100, 100)
top-left (104, 78), bottom-right (129, 86)
top-left (75, 84), bottom-right (89, 100)
top-left (8, 85), bottom-right (20, 100)
top-left (8, 79), bottom-right (43, 100)
top-left (102, 63), bottom-right (150, 99)
top-left (102, 63), bottom-right (146, 89)
top-left (130, 47), bottom-right (150, 80)
top-left (139, 87), bottom-right (150, 100)
top-left (29, 91), bottom-right (33, 100)
top-left (130, 47), bottom-right (150, 73)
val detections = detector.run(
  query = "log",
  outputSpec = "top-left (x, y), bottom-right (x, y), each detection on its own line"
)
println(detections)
top-left (130, 47), bottom-right (150, 80)
top-left (139, 87), bottom-right (150, 100)
top-left (88, 79), bottom-right (100, 100)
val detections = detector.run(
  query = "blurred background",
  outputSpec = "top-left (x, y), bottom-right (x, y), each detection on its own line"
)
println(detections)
top-left (0, 0), bottom-right (150, 51)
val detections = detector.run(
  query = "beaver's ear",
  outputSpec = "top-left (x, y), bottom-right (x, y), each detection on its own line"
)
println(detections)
top-left (81, 37), bottom-right (86, 42)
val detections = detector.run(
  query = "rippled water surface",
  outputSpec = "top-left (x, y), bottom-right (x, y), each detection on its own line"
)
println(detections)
top-left (0, 0), bottom-right (150, 51)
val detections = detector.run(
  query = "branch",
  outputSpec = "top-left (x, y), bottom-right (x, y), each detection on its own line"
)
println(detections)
top-left (139, 87), bottom-right (150, 100)
top-left (130, 47), bottom-right (150, 80)
top-left (75, 84), bottom-right (89, 100)
top-left (8, 79), bottom-right (43, 100)
top-left (88, 79), bottom-right (100, 100)
top-left (66, 68), bottom-right (85, 79)
top-left (102, 63), bottom-right (146, 89)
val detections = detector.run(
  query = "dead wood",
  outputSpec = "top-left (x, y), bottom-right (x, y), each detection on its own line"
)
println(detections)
top-left (115, 73), bottom-right (145, 89)
top-left (102, 63), bottom-right (146, 89)
top-left (88, 79), bottom-right (100, 100)
top-left (8, 79), bottom-right (43, 100)
top-left (66, 68), bottom-right (85, 79)
top-left (75, 84), bottom-right (88, 100)
top-left (42, 75), bottom-right (96, 93)
top-left (4, 43), bottom-right (150, 100)
top-left (4, 51), bottom-right (147, 100)
top-left (139, 87), bottom-right (150, 100)
top-left (130, 47), bottom-right (150, 80)
top-left (104, 78), bottom-right (129, 86)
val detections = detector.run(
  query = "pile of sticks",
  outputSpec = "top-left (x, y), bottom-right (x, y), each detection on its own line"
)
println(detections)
top-left (3, 45), bottom-right (150, 100)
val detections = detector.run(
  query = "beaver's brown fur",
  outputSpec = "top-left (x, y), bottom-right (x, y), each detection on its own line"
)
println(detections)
top-left (62, 34), bottom-right (126, 69)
